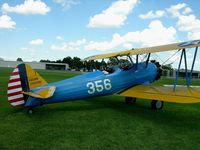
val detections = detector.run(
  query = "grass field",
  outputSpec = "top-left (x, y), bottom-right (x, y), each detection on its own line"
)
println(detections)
top-left (1, 67), bottom-right (200, 150)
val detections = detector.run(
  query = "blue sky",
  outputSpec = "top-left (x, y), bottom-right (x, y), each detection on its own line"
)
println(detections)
top-left (0, 0), bottom-right (200, 70)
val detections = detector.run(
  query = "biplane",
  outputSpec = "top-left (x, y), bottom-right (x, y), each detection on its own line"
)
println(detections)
top-left (7, 39), bottom-right (200, 114)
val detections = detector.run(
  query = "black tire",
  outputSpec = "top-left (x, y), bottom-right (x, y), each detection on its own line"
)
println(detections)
top-left (125, 97), bottom-right (136, 104)
top-left (27, 109), bottom-right (33, 114)
top-left (151, 100), bottom-right (163, 110)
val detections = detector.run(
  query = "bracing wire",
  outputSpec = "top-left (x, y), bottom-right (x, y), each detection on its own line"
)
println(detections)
top-left (161, 49), bottom-right (181, 66)
top-left (151, 53), bottom-right (165, 64)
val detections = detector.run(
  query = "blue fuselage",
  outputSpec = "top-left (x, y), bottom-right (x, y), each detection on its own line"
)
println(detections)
top-left (25, 62), bottom-right (158, 107)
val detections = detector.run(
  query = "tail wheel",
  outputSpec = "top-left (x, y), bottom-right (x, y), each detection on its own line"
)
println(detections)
top-left (27, 108), bottom-right (33, 114)
top-left (125, 97), bottom-right (136, 104)
top-left (151, 100), bottom-right (164, 110)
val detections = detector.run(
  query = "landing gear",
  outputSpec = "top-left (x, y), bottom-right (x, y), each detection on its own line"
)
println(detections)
top-left (151, 100), bottom-right (163, 110)
top-left (27, 108), bottom-right (33, 114)
top-left (125, 97), bottom-right (136, 104)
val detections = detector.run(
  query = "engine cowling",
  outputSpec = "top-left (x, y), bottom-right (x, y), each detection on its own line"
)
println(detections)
top-left (151, 60), bottom-right (162, 80)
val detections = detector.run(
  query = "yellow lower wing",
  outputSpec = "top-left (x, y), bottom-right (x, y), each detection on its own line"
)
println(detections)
top-left (22, 86), bottom-right (56, 99)
top-left (120, 85), bottom-right (200, 103)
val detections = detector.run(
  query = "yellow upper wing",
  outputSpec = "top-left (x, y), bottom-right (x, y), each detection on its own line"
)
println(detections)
top-left (84, 39), bottom-right (200, 60)
top-left (119, 85), bottom-right (200, 103)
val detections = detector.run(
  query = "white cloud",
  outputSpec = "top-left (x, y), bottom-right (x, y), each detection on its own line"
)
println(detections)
top-left (51, 38), bottom-right (86, 51)
top-left (180, 14), bottom-right (200, 40)
top-left (139, 10), bottom-right (165, 19)
top-left (167, 3), bottom-right (186, 17)
top-left (177, 14), bottom-right (200, 32)
top-left (29, 39), bottom-right (44, 45)
top-left (21, 47), bottom-right (36, 52)
top-left (188, 32), bottom-right (200, 40)
top-left (88, 0), bottom-right (139, 28)
top-left (182, 7), bottom-right (192, 15)
top-left (56, 36), bottom-right (63, 40)
top-left (85, 33), bottom-right (123, 51)
top-left (167, 3), bottom-right (200, 40)
top-left (21, 47), bottom-right (37, 59)
top-left (135, 20), bottom-right (177, 46)
top-left (1, 0), bottom-right (50, 15)
top-left (0, 15), bottom-right (16, 29)
top-left (85, 20), bottom-right (177, 51)
top-left (165, 3), bottom-right (200, 70)
top-left (53, 0), bottom-right (79, 10)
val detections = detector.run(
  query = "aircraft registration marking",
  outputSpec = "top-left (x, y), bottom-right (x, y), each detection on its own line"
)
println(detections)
top-left (178, 40), bottom-right (200, 47)
top-left (86, 79), bottom-right (112, 94)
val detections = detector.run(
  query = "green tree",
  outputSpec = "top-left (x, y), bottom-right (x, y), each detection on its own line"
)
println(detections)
top-left (17, 58), bottom-right (23, 62)
top-left (62, 56), bottom-right (73, 68)
top-left (56, 59), bottom-right (62, 63)
top-left (72, 57), bottom-right (83, 70)
top-left (40, 59), bottom-right (51, 62)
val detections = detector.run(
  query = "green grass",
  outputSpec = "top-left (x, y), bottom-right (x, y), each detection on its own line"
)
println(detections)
top-left (1, 67), bottom-right (200, 150)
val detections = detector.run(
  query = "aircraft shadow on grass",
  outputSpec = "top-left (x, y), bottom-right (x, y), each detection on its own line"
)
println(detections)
top-left (8, 96), bottom-right (198, 129)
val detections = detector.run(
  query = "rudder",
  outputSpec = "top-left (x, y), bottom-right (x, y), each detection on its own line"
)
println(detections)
top-left (7, 64), bottom-right (47, 107)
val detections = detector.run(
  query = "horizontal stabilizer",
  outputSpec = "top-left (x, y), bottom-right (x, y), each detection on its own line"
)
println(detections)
top-left (22, 86), bottom-right (56, 99)
top-left (119, 85), bottom-right (200, 103)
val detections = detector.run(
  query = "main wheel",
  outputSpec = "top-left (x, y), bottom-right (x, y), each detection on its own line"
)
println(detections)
top-left (125, 97), bottom-right (136, 104)
top-left (151, 100), bottom-right (163, 110)
top-left (27, 109), bottom-right (33, 114)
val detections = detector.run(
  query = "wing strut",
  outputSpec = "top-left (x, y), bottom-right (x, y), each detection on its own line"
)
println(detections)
top-left (128, 56), bottom-right (133, 65)
top-left (136, 55), bottom-right (139, 70)
top-left (115, 57), bottom-right (120, 63)
top-left (188, 46), bottom-right (198, 85)
top-left (173, 47), bottom-right (198, 90)
top-left (183, 49), bottom-right (189, 86)
top-left (145, 53), bottom-right (151, 68)
top-left (173, 49), bottom-right (184, 90)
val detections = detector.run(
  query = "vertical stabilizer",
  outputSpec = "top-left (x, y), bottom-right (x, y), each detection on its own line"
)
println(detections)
top-left (7, 64), bottom-right (47, 107)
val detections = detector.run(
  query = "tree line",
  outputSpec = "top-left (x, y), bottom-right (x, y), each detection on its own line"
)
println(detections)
top-left (40, 56), bottom-right (102, 71)
top-left (17, 56), bottom-right (172, 72)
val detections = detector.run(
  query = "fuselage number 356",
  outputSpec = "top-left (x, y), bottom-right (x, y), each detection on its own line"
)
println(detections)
top-left (86, 79), bottom-right (112, 94)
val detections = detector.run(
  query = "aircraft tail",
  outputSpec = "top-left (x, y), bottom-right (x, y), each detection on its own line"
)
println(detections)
top-left (7, 64), bottom-right (48, 107)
